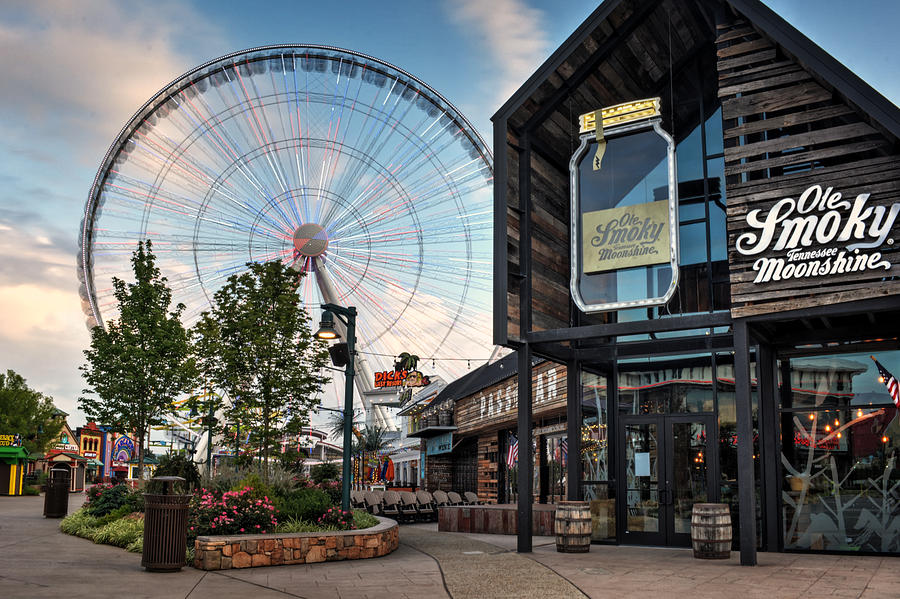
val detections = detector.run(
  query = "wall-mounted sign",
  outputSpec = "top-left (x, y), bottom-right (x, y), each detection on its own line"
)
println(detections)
top-left (571, 98), bottom-right (679, 313)
top-left (374, 370), bottom-right (431, 388)
top-left (736, 185), bottom-right (897, 284)
top-left (582, 200), bottom-right (670, 273)
top-left (113, 436), bottom-right (134, 462)
top-left (426, 432), bottom-right (453, 456)
top-left (0, 434), bottom-right (22, 447)
top-left (56, 443), bottom-right (79, 452)
top-left (83, 451), bottom-right (98, 459)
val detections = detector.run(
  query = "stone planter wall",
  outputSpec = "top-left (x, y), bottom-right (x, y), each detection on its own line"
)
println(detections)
top-left (194, 516), bottom-right (398, 570)
top-left (194, 516), bottom-right (400, 570)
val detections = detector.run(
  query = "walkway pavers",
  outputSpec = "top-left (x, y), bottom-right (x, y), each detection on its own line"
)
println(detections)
top-left (2, 494), bottom-right (898, 599)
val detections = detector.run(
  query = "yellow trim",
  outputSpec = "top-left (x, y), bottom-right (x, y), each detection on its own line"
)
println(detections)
top-left (8, 463), bottom-right (17, 495)
top-left (579, 98), bottom-right (661, 133)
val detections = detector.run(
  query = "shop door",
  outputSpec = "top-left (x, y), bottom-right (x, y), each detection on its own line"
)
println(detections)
top-left (620, 414), bottom-right (715, 546)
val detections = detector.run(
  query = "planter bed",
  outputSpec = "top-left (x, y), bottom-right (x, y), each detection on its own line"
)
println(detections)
top-left (194, 516), bottom-right (398, 570)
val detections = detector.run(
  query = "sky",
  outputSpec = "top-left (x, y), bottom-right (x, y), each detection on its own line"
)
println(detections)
top-left (0, 0), bottom-right (898, 430)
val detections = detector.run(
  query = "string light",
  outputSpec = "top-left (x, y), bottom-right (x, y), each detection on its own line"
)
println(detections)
top-left (858, 409), bottom-right (864, 418)
top-left (883, 436), bottom-right (889, 444)
top-left (825, 425), bottom-right (831, 432)
top-left (836, 432), bottom-right (842, 439)
top-left (809, 414), bottom-right (815, 420)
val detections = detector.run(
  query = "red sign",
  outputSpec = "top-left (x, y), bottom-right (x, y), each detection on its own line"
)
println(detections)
top-left (374, 370), bottom-right (431, 388)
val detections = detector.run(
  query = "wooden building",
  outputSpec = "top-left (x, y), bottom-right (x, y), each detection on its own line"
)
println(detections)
top-left (492, 0), bottom-right (900, 564)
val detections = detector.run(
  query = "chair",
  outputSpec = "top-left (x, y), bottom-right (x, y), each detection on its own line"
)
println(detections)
top-left (432, 490), bottom-right (451, 507)
top-left (399, 491), bottom-right (420, 523)
top-left (351, 490), bottom-right (366, 509)
top-left (416, 490), bottom-right (437, 522)
top-left (382, 491), bottom-right (402, 519)
top-left (464, 491), bottom-right (484, 505)
top-left (447, 491), bottom-right (465, 505)
top-left (372, 489), bottom-right (385, 506)
top-left (364, 491), bottom-right (382, 515)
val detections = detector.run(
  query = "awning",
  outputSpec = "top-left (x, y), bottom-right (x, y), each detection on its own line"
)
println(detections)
top-left (0, 446), bottom-right (28, 464)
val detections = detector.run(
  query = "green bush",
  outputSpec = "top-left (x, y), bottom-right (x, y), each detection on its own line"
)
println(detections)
top-left (352, 510), bottom-right (379, 529)
top-left (92, 516), bottom-right (144, 548)
top-left (85, 484), bottom-right (143, 517)
top-left (22, 485), bottom-right (40, 496)
top-left (125, 537), bottom-right (143, 554)
top-left (275, 487), bottom-right (332, 522)
top-left (148, 452), bottom-right (200, 492)
top-left (275, 509), bottom-right (378, 533)
top-left (231, 473), bottom-right (277, 501)
top-left (310, 462), bottom-right (340, 484)
top-left (60, 509), bottom-right (100, 539)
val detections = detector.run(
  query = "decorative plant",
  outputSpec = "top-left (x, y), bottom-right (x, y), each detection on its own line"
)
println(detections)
top-left (317, 507), bottom-right (355, 530)
top-left (188, 486), bottom-right (278, 540)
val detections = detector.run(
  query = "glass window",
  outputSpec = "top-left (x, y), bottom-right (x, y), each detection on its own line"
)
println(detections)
top-left (704, 107), bottom-right (724, 156)
top-left (782, 351), bottom-right (900, 552)
top-left (581, 370), bottom-right (614, 541)
top-left (619, 354), bottom-right (716, 414)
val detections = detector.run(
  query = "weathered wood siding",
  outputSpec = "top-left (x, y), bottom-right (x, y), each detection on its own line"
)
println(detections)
top-left (454, 361), bottom-right (568, 435)
top-left (718, 16), bottom-right (900, 317)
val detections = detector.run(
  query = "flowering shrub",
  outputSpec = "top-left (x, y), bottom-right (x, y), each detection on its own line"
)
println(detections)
top-left (189, 486), bottom-right (278, 540)
top-left (317, 507), bottom-right (355, 530)
top-left (84, 483), bottom-right (114, 505)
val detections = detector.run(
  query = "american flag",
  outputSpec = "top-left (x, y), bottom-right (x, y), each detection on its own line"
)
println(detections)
top-left (507, 434), bottom-right (518, 468)
top-left (872, 356), bottom-right (900, 407)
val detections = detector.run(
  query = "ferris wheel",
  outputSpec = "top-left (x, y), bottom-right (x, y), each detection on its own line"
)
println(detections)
top-left (78, 45), bottom-right (494, 431)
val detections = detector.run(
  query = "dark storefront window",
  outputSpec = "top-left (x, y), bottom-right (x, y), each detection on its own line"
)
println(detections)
top-left (781, 351), bottom-right (900, 553)
top-left (581, 370), bottom-right (613, 541)
top-left (716, 352), bottom-right (761, 548)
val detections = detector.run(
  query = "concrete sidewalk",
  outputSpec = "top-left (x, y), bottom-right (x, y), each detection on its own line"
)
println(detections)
top-left (2, 494), bottom-right (898, 599)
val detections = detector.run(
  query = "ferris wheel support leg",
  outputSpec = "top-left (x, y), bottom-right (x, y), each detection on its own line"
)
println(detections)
top-left (313, 259), bottom-right (396, 431)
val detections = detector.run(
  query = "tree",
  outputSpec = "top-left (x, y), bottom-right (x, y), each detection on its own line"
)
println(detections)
top-left (0, 370), bottom-right (64, 455)
top-left (79, 241), bottom-right (196, 481)
top-left (326, 408), bottom-right (361, 441)
top-left (193, 261), bottom-right (329, 483)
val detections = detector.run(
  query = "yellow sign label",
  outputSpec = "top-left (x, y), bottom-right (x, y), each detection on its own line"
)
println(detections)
top-left (582, 201), bottom-right (670, 274)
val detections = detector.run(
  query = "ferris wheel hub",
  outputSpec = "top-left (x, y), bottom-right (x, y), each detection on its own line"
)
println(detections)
top-left (293, 223), bottom-right (329, 257)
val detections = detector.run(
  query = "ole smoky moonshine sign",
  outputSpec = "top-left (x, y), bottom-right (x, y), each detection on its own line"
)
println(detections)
top-left (736, 184), bottom-right (899, 284)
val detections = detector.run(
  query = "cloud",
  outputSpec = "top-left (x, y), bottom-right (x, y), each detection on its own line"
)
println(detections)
top-left (0, 0), bottom-right (222, 166)
top-left (0, 1), bottom-right (225, 427)
top-left (444, 0), bottom-right (550, 110)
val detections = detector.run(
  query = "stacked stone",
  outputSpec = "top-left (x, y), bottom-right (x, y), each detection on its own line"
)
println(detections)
top-left (194, 520), bottom-right (399, 570)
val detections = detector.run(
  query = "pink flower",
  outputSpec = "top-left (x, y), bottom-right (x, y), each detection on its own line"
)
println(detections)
top-left (240, 528), bottom-right (244, 532)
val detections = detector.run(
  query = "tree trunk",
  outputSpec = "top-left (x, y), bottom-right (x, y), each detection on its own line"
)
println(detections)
top-left (136, 431), bottom-right (145, 485)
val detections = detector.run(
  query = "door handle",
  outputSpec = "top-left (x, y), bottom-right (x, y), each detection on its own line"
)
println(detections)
top-left (658, 488), bottom-right (668, 506)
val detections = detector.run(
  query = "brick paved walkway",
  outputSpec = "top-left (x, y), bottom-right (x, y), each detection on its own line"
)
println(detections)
top-left (2, 494), bottom-right (898, 599)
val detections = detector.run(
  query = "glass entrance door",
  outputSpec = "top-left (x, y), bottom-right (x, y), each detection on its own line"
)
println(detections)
top-left (621, 414), bottom-right (715, 546)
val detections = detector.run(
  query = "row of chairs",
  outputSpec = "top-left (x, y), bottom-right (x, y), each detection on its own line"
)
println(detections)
top-left (351, 489), bottom-right (484, 523)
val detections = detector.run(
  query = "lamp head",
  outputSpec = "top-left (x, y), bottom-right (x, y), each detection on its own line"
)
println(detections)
top-left (315, 310), bottom-right (340, 340)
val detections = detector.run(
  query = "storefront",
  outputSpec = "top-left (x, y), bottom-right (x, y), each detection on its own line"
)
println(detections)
top-left (492, 0), bottom-right (900, 564)
top-left (0, 435), bottom-right (28, 496)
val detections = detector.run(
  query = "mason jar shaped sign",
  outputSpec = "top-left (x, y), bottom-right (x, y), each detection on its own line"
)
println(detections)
top-left (570, 99), bottom-right (679, 312)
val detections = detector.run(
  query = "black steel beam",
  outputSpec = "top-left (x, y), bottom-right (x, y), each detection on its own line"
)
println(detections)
top-left (733, 319), bottom-right (758, 565)
top-left (567, 358), bottom-right (582, 501)
top-left (493, 116), bottom-right (509, 347)
top-left (756, 341), bottom-right (781, 552)
top-left (517, 344), bottom-right (534, 553)
top-left (528, 312), bottom-right (732, 343)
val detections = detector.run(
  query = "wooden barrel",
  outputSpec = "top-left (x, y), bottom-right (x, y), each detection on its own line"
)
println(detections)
top-left (555, 501), bottom-right (591, 553)
top-left (691, 503), bottom-right (732, 559)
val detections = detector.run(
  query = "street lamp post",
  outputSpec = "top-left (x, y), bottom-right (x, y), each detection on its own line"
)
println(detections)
top-left (315, 303), bottom-right (357, 513)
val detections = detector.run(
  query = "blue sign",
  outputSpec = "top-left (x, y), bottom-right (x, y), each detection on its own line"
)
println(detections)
top-left (426, 432), bottom-right (453, 456)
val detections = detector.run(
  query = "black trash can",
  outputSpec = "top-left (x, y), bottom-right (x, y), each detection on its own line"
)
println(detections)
top-left (142, 476), bottom-right (190, 572)
top-left (43, 468), bottom-right (70, 518)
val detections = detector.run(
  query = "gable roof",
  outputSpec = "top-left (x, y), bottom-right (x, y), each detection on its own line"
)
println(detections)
top-left (431, 351), bottom-right (542, 408)
top-left (492, 0), bottom-right (900, 141)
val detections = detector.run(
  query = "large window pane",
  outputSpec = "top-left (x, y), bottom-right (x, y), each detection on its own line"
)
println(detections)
top-left (581, 370), bottom-right (614, 541)
top-left (782, 351), bottom-right (900, 552)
